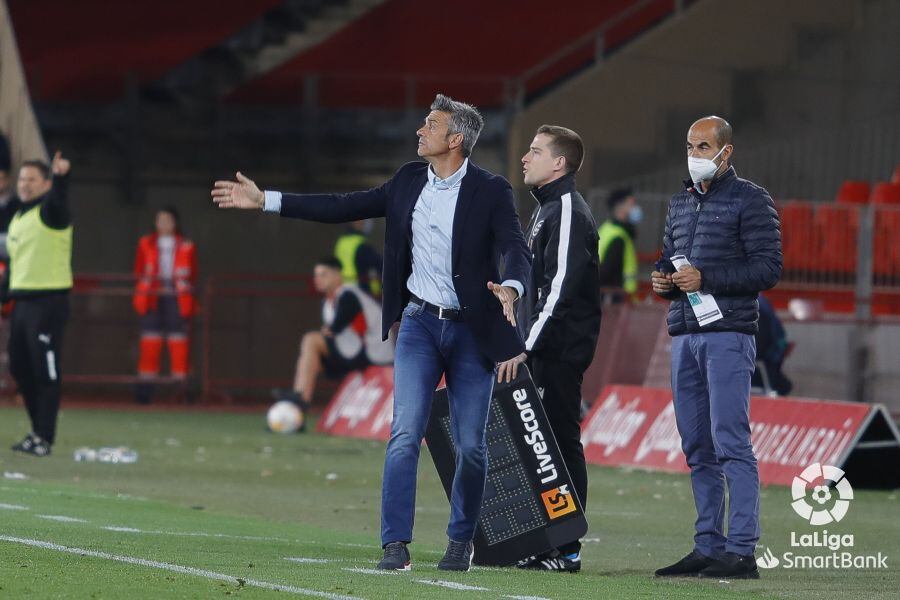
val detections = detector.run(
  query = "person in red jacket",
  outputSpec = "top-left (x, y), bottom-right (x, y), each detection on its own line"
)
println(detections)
top-left (133, 206), bottom-right (197, 403)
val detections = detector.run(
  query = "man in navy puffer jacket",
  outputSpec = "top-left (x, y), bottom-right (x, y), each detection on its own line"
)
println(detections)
top-left (652, 117), bottom-right (782, 580)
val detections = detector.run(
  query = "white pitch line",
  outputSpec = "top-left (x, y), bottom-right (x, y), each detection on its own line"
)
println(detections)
top-left (101, 525), bottom-right (430, 557)
top-left (415, 579), bottom-right (489, 591)
top-left (335, 541), bottom-right (443, 556)
top-left (0, 535), bottom-right (362, 600)
top-left (0, 503), bottom-right (28, 510)
top-left (286, 557), bottom-right (332, 564)
top-left (503, 596), bottom-right (553, 600)
top-left (342, 567), bottom-right (397, 576)
top-left (37, 515), bottom-right (88, 523)
top-left (102, 525), bottom-right (295, 544)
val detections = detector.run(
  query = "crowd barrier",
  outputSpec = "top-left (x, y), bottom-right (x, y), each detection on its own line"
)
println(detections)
top-left (317, 370), bottom-right (900, 488)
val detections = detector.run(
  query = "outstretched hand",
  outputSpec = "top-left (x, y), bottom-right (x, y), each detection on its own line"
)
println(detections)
top-left (211, 172), bottom-right (264, 209)
top-left (487, 281), bottom-right (518, 327)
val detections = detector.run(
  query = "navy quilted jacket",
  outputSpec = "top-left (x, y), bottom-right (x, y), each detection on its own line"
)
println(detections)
top-left (660, 167), bottom-right (782, 336)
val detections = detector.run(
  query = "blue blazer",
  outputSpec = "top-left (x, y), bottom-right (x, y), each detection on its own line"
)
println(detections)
top-left (279, 161), bottom-right (531, 362)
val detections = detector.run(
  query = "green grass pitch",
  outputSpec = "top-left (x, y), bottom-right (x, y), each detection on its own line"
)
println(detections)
top-left (0, 407), bottom-right (897, 599)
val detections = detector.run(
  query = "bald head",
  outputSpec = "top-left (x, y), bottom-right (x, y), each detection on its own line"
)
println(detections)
top-left (686, 116), bottom-right (734, 189)
top-left (689, 116), bottom-right (733, 150)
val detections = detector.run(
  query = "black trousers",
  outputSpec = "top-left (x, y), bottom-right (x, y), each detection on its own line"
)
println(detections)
top-left (8, 293), bottom-right (69, 444)
top-left (529, 357), bottom-right (588, 556)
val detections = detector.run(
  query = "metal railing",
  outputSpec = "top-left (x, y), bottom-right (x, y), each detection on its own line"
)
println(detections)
top-left (200, 273), bottom-right (318, 402)
top-left (511, 0), bottom-right (686, 107)
top-left (603, 114), bottom-right (900, 203)
top-left (587, 190), bottom-right (900, 317)
top-left (51, 272), bottom-right (322, 403)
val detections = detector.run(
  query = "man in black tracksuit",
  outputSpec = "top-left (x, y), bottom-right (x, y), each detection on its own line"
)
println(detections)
top-left (4, 152), bottom-right (73, 457)
top-left (498, 125), bottom-right (601, 572)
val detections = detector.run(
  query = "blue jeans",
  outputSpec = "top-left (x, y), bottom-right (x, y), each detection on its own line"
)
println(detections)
top-left (381, 301), bottom-right (495, 546)
top-left (671, 332), bottom-right (760, 558)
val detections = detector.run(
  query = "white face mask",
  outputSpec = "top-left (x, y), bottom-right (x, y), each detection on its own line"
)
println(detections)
top-left (687, 145), bottom-right (728, 184)
top-left (628, 205), bottom-right (643, 224)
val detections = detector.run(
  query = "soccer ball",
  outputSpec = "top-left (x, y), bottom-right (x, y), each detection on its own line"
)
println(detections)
top-left (267, 401), bottom-right (303, 433)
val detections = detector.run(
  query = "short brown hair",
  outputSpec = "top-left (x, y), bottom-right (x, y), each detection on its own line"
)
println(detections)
top-left (536, 125), bottom-right (584, 174)
top-left (21, 159), bottom-right (50, 180)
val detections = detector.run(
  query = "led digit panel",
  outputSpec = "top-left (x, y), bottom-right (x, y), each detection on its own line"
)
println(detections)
top-left (426, 367), bottom-right (588, 566)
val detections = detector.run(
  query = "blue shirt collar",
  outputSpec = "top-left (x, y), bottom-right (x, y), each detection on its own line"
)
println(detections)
top-left (427, 158), bottom-right (468, 190)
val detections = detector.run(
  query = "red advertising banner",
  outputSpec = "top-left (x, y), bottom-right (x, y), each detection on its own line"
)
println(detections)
top-left (581, 385), bottom-right (874, 486)
top-left (316, 366), bottom-right (393, 441)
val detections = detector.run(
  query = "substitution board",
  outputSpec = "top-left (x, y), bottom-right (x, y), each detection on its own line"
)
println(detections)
top-left (425, 367), bottom-right (588, 566)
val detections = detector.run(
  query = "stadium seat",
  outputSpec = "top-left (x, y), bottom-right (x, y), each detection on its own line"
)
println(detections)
top-left (778, 201), bottom-right (816, 274)
top-left (835, 180), bottom-right (871, 204)
top-left (873, 207), bottom-right (900, 282)
top-left (814, 204), bottom-right (859, 277)
top-left (871, 182), bottom-right (900, 205)
top-left (892, 165), bottom-right (900, 184)
top-left (228, 0), bottom-right (664, 107)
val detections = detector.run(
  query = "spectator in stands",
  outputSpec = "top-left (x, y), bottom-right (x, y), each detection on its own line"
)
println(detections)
top-left (752, 294), bottom-right (793, 396)
top-left (652, 116), bottom-right (782, 580)
top-left (132, 206), bottom-right (197, 404)
top-left (4, 152), bottom-right (73, 457)
top-left (275, 257), bottom-right (393, 417)
top-left (598, 187), bottom-right (641, 303)
top-left (212, 94), bottom-right (530, 572)
top-left (499, 125), bottom-right (601, 573)
top-left (334, 220), bottom-right (383, 298)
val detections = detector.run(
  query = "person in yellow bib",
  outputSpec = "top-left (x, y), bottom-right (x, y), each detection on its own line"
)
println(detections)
top-left (4, 151), bottom-right (72, 457)
top-left (334, 220), bottom-right (383, 299)
top-left (597, 188), bottom-right (641, 303)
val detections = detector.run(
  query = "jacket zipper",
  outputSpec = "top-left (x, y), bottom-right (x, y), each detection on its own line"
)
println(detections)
top-left (684, 193), bottom-right (704, 326)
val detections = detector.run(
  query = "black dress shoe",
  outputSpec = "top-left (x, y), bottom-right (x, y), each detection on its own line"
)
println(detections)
top-left (698, 552), bottom-right (760, 579)
top-left (655, 550), bottom-right (716, 577)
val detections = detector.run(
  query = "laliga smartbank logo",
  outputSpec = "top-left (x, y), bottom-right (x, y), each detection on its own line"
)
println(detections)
top-left (791, 463), bottom-right (853, 525)
top-left (756, 463), bottom-right (888, 570)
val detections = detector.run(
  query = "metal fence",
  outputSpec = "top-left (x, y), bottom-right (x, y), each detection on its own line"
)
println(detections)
top-left (587, 190), bottom-right (900, 317)
top-left (601, 114), bottom-right (900, 203)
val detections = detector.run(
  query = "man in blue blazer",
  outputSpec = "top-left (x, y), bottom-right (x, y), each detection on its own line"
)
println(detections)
top-left (212, 94), bottom-right (531, 572)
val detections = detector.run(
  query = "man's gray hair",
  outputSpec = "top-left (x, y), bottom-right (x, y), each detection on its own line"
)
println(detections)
top-left (430, 94), bottom-right (484, 157)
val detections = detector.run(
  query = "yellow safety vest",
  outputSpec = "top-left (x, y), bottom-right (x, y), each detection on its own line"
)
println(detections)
top-left (597, 220), bottom-right (637, 294)
top-left (334, 232), bottom-right (382, 296)
top-left (7, 206), bottom-right (73, 291)
top-left (334, 232), bottom-right (365, 285)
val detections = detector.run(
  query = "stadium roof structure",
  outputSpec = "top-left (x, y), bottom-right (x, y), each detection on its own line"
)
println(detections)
top-left (9, 0), bottom-right (683, 108)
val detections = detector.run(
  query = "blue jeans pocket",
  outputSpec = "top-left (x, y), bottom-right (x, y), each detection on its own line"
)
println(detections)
top-left (401, 301), bottom-right (421, 318)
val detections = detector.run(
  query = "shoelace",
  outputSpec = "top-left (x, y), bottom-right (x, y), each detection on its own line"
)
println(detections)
top-left (383, 543), bottom-right (405, 561)
top-left (445, 541), bottom-right (469, 561)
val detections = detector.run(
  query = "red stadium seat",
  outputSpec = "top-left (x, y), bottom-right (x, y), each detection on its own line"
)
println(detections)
top-left (873, 208), bottom-right (900, 282)
top-left (871, 182), bottom-right (900, 205)
top-left (778, 201), bottom-right (816, 273)
top-left (892, 165), bottom-right (900, 184)
top-left (814, 204), bottom-right (859, 276)
top-left (835, 180), bottom-right (870, 204)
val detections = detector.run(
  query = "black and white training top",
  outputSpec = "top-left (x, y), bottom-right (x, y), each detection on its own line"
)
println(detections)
top-left (518, 172), bottom-right (602, 371)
